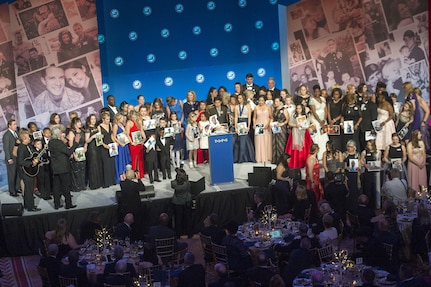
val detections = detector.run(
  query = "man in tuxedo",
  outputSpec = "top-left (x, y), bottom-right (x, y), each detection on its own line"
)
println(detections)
top-left (106, 95), bottom-right (119, 122)
top-left (17, 132), bottom-right (41, 211)
top-left (359, 90), bottom-right (377, 151)
top-left (3, 119), bottom-right (19, 197)
top-left (148, 213), bottom-right (187, 252)
top-left (242, 73), bottom-right (259, 99)
top-left (208, 97), bottom-right (228, 124)
top-left (352, 194), bottom-right (375, 229)
top-left (114, 213), bottom-right (134, 240)
top-left (247, 191), bottom-right (265, 221)
top-left (267, 77), bottom-right (280, 99)
top-left (59, 250), bottom-right (89, 287)
top-left (156, 127), bottom-right (173, 179)
top-left (49, 125), bottom-right (78, 209)
top-left (177, 252), bottom-right (206, 287)
top-left (103, 246), bottom-right (137, 279)
top-left (39, 244), bottom-right (60, 286)
top-left (39, 127), bottom-right (52, 199)
top-left (282, 238), bottom-right (313, 286)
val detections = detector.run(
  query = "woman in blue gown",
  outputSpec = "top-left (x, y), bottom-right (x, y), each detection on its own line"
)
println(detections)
top-left (233, 93), bottom-right (255, 163)
top-left (112, 113), bottom-right (131, 183)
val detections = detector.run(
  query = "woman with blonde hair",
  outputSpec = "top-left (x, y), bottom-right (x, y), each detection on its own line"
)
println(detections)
top-left (98, 111), bottom-right (117, 187)
top-left (291, 184), bottom-right (312, 221)
top-left (112, 113), bottom-right (131, 183)
top-left (407, 130), bottom-right (427, 194)
top-left (126, 110), bottom-right (145, 179)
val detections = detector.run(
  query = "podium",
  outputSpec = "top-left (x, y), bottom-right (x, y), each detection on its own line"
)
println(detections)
top-left (209, 133), bottom-right (234, 184)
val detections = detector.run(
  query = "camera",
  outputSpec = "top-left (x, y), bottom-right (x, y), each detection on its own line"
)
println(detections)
top-left (334, 172), bottom-right (345, 185)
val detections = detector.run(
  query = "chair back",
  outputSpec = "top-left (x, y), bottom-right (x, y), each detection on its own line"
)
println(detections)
top-left (346, 211), bottom-right (360, 228)
top-left (143, 264), bottom-right (164, 284)
top-left (317, 245), bottom-right (333, 263)
top-left (37, 265), bottom-right (52, 287)
top-left (169, 247), bottom-right (188, 267)
top-left (155, 237), bottom-right (176, 264)
top-left (58, 276), bottom-right (78, 287)
top-left (211, 243), bottom-right (229, 269)
top-left (304, 205), bottom-right (312, 224)
top-left (383, 243), bottom-right (393, 264)
top-left (199, 233), bottom-right (214, 263)
top-left (426, 230), bottom-right (431, 253)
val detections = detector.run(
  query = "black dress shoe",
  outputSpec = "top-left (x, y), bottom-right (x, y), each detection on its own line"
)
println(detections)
top-left (10, 193), bottom-right (19, 197)
top-left (163, 176), bottom-right (167, 180)
top-left (43, 196), bottom-right (53, 200)
top-left (155, 179), bottom-right (162, 182)
top-left (168, 175), bottom-right (172, 179)
top-left (16, 189), bottom-right (22, 194)
top-left (28, 207), bottom-right (41, 212)
top-left (54, 205), bottom-right (64, 210)
top-left (150, 180), bottom-right (154, 184)
top-left (65, 205), bottom-right (77, 209)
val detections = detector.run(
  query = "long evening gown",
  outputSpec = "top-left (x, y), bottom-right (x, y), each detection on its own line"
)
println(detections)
top-left (375, 108), bottom-right (395, 151)
top-left (408, 146), bottom-right (427, 193)
top-left (233, 106), bottom-right (255, 163)
top-left (306, 156), bottom-right (323, 203)
top-left (344, 152), bottom-right (360, 211)
top-left (285, 114), bottom-right (312, 168)
top-left (272, 107), bottom-right (288, 164)
top-left (70, 129), bottom-right (86, 192)
top-left (309, 96), bottom-right (329, 159)
top-left (100, 124), bottom-right (116, 188)
top-left (128, 121), bottom-right (145, 179)
top-left (86, 126), bottom-right (103, 189)
top-left (328, 99), bottom-right (344, 151)
top-left (114, 125), bottom-right (131, 183)
top-left (254, 108), bottom-right (272, 163)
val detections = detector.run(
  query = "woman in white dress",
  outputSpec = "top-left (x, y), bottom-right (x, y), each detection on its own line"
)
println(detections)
top-left (375, 92), bottom-right (396, 151)
top-left (309, 93), bottom-right (329, 159)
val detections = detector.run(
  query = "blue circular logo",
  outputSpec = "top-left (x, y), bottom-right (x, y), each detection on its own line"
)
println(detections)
top-left (132, 80), bottom-right (142, 90)
top-left (241, 45), bottom-right (249, 54)
top-left (269, 0), bottom-right (278, 4)
top-left (129, 31), bottom-right (138, 41)
top-left (164, 77), bottom-right (174, 86)
top-left (98, 34), bottom-right (105, 44)
top-left (102, 83), bottom-right (110, 93)
top-left (238, 0), bottom-right (247, 8)
top-left (271, 42), bottom-right (279, 50)
top-left (196, 74), bottom-right (205, 83)
top-left (226, 71), bottom-right (236, 80)
top-left (143, 6), bottom-right (152, 16)
top-left (207, 1), bottom-right (216, 10)
top-left (192, 26), bottom-right (201, 35)
top-left (175, 4), bottom-right (184, 13)
top-left (161, 29), bottom-right (170, 38)
top-left (255, 20), bottom-right (263, 29)
top-left (114, 57), bottom-right (124, 66)
top-left (257, 68), bottom-right (266, 77)
top-left (178, 50), bottom-right (187, 60)
top-left (224, 23), bottom-right (233, 32)
top-left (110, 9), bottom-right (119, 18)
top-left (147, 54), bottom-right (156, 63)
top-left (210, 48), bottom-right (218, 57)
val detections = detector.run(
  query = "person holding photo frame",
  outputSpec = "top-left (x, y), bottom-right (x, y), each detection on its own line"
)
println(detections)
top-left (98, 112), bottom-right (117, 188)
top-left (375, 92), bottom-right (395, 151)
top-left (360, 140), bottom-right (381, 209)
top-left (271, 97), bottom-right (289, 164)
top-left (233, 93), bottom-right (255, 163)
top-left (383, 133), bottom-right (407, 180)
top-left (407, 130), bottom-right (427, 195)
top-left (68, 117), bottom-right (86, 193)
top-left (253, 95), bottom-right (273, 163)
top-left (125, 110), bottom-right (145, 179)
top-left (326, 88), bottom-right (344, 151)
top-left (341, 92), bottom-right (362, 149)
top-left (112, 113), bottom-right (131, 184)
top-left (309, 85), bottom-right (328, 159)
top-left (84, 114), bottom-right (103, 190)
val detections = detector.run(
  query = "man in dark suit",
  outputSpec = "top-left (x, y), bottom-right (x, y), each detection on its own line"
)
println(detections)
top-left (398, 263), bottom-right (428, 287)
top-left (104, 259), bottom-right (134, 286)
top-left (39, 244), bottom-right (60, 287)
top-left (39, 127), bottom-right (52, 200)
top-left (59, 250), bottom-right (89, 287)
top-left (148, 213), bottom-right (187, 252)
top-left (242, 73), bottom-right (260, 99)
top-left (103, 246), bottom-right (137, 279)
top-left (49, 126), bottom-right (78, 209)
top-left (114, 213), bottom-right (134, 240)
top-left (361, 269), bottom-right (378, 287)
top-left (3, 119), bottom-right (19, 197)
top-left (79, 210), bottom-right (102, 244)
top-left (200, 213), bottom-right (226, 245)
top-left (247, 191), bottom-right (266, 221)
top-left (156, 128), bottom-right (173, 179)
top-left (221, 221), bottom-right (252, 273)
top-left (106, 95), bottom-right (119, 122)
top-left (17, 132), bottom-right (41, 211)
top-left (119, 170), bottom-right (145, 215)
top-left (282, 238), bottom-right (313, 286)
top-left (177, 252), bottom-right (206, 287)
top-left (352, 194), bottom-right (375, 229)
top-left (359, 91), bottom-right (377, 151)
top-left (208, 97), bottom-right (228, 124)
top-left (246, 252), bottom-right (276, 287)
top-left (267, 77), bottom-right (280, 99)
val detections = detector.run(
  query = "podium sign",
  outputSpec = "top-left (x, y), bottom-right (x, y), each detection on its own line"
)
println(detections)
top-left (209, 134), bottom-right (234, 184)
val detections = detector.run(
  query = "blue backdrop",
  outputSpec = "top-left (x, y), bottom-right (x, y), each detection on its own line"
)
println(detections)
top-left (96, 0), bottom-right (294, 104)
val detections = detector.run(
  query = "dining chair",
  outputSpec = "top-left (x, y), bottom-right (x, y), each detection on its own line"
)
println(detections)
top-left (155, 237), bottom-right (176, 265)
top-left (37, 265), bottom-right (52, 287)
top-left (317, 245), bottom-right (334, 263)
top-left (169, 247), bottom-right (188, 267)
top-left (304, 205), bottom-right (312, 225)
top-left (58, 276), bottom-right (78, 287)
top-left (383, 243), bottom-right (393, 265)
top-left (199, 233), bottom-right (214, 267)
top-left (425, 230), bottom-right (431, 253)
top-left (211, 243), bottom-right (230, 272)
top-left (143, 264), bottom-right (164, 284)
top-left (346, 211), bottom-right (360, 231)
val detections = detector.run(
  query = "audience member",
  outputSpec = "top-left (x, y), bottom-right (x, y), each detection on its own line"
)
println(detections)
top-left (200, 213), bottom-right (226, 245)
top-left (103, 245), bottom-right (137, 280)
top-left (311, 270), bottom-right (325, 287)
top-left (323, 171), bottom-right (349, 217)
top-left (59, 250), bottom-right (89, 286)
top-left (318, 214), bottom-right (338, 247)
top-left (398, 263), bottom-right (427, 287)
top-left (177, 252), bottom-right (206, 287)
top-left (114, 213), bottom-right (134, 240)
top-left (376, 219), bottom-right (404, 273)
top-left (282, 238), bottom-right (313, 286)
top-left (411, 203), bottom-right (431, 260)
top-left (353, 227), bottom-right (386, 268)
top-left (352, 194), bottom-right (375, 229)
top-left (104, 259), bottom-right (134, 286)
top-left (361, 268), bottom-right (378, 287)
top-left (381, 168), bottom-right (407, 205)
top-left (221, 221), bottom-right (252, 273)
top-left (246, 252), bottom-right (276, 287)
top-left (119, 168), bottom-right (145, 217)
top-left (269, 274), bottom-right (285, 287)
top-left (148, 213), bottom-right (187, 252)
top-left (38, 244), bottom-right (60, 286)
top-left (248, 191), bottom-right (266, 221)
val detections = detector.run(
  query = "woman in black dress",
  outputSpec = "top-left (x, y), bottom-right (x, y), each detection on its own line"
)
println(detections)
top-left (383, 133), bottom-right (407, 180)
top-left (341, 93), bottom-right (362, 147)
top-left (68, 117), bottom-right (86, 192)
top-left (271, 97), bottom-right (289, 164)
top-left (85, 114), bottom-right (103, 189)
top-left (343, 140), bottom-right (360, 211)
top-left (360, 140), bottom-right (381, 209)
top-left (327, 88), bottom-right (344, 151)
top-left (98, 111), bottom-right (116, 188)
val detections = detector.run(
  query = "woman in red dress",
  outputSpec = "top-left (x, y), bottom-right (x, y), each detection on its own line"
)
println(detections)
top-left (125, 110), bottom-right (146, 178)
top-left (306, 144), bottom-right (323, 203)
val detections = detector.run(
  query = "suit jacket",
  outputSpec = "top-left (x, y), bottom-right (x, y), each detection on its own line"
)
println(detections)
top-left (49, 139), bottom-right (78, 175)
top-left (39, 256), bottom-right (60, 286)
top-left (3, 129), bottom-right (16, 162)
top-left (119, 179), bottom-right (144, 214)
top-left (156, 136), bottom-right (172, 158)
top-left (282, 248), bottom-right (313, 286)
top-left (107, 105), bottom-right (119, 122)
top-left (208, 106), bottom-right (229, 124)
top-left (103, 261), bottom-right (137, 279)
top-left (114, 222), bottom-right (132, 240)
top-left (177, 264), bottom-right (206, 287)
top-left (59, 263), bottom-right (89, 287)
top-left (17, 144), bottom-right (33, 177)
top-left (148, 225), bottom-right (176, 244)
top-left (360, 101), bottom-right (378, 131)
top-left (268, 87), bottom-right (281, 99)
top-left (242, 83), bottom-right (260, 97)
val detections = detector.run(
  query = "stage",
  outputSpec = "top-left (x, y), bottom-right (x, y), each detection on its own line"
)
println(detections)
top-left (0, 162), bottom-right (275, 257)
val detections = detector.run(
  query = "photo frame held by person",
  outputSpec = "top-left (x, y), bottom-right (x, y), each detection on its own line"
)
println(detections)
top-left (367, 160), bottom-right (381, 172)
top-left (271, 121), bottom-right (281, 134)
top-left (365, 130), bottom-right (377, 141)
top-left (74, 147), bottom-right (86, 161)
top-left (391, 158), bottom-right (403, 172)
top-left (372, 120), bottom-right (384, 133)
top-left (116, 132), bottom-right (130, 145)
top-left (95, 132), bottom-right (103, 146)
top-left (255, 123), bottom-right (264, 135)
top-left (326, 125), bottom-right (340, 135)
top-left (237, 122), bottom-right (248, 136)
top-left (348, 159), bottom-right (358, 172)
top-left (108, 143), bottom-right (118, 157)
top-left (343, 120), bottom-right (354, 135)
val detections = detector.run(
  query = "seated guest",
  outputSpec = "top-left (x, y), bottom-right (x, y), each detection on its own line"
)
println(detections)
top-left (323, 171), bottom-right (349, 217)
top-left (411, 203), bottom-right (431, 260)
top-left (246, 252), bottom-right (276, 287)
top-left (377, 219), bottom-right (404, 274)
top-left (371, 199), bottom-right (399, 233)
top-left (316, 202), bottom-right (343, 234)
top-left (381, 168), bottom-right (407, 205)
top-left (139, 245), bottom-right (163, 268)
top-left (274, 223), bottom-right (320, 256)
top-left (221, 221), bottom-right (252, 273)
top-left (177, 252), bottom-right (206, 287)
top-left (200, 213), bottom-right (226, 245)
top-left (351, 194), bottom-right (375, 229)
top-left (105, 259), bottom-right (135, 286)
top-left (39, 244), bottom-right (60, 287)
top-left (79, 210), bottom-right (101, 243)
top-left (311, 270), bottom-right (325, 287)
top-left (114, 213), bottom-right (134, 240)
top-left (318, 214), bottom-right (338, 247)
top-left (353, 227), bottom-right (386, 268)
top-left (59, 250), bottom-right (89, 287)
top-left (361, 268), bottom-right (378, 287)
top-left (291, 184), bottom-right (313, 221)
top-left (282, 238), bottom-right (313, 287)
top-left (103, 245), bottom-right (137, 279)
top-left (208, 263), bottom-right (242, 287)
top-left (45, 218), bottom-right (87, 260)
top-left (120, 168), bottom-right (145, 217)
top-left (398, 263), bottom-right (427, 287)
top-left (148, 213), bottom-right (187, 252)
top-left (247, 191), bottom-right (266, 221)
top-left (269, 275), bottom-right (285, 287)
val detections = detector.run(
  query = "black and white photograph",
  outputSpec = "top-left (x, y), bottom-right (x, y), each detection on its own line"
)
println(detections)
top-left (0, 93), bottom-right (19, 122)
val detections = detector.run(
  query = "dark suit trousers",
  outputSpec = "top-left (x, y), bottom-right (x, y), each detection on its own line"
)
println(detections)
top-left (37, 165), bottom-right (51, 198)
top-left (173, 203), bottom-right (192, 237)
top-left (53, 172), bottom-right (72, 208)
top-left (6, 161), bottom-right (17, 195)
top-left (22, 174), bottom-right (34, 209)
top-left (147, 159), bottom-right (159, 181)
top-left (159, 155), bottom-right (171, 178)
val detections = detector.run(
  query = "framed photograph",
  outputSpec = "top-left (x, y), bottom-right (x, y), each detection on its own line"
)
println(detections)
top-left (343, 120), bottom-right (354, 135)
top-left (367, 160), bottom-right (381, 172)
top-left (308, 123), bottom-right (317, 136)
top-left (348, 159), bottom-right (359, 172)
top-left (219, 123), bottom-right (229, 132)
top-left (255, 124), bottom-right (264, 135)
top-left (326, 125), bottom-right (340, 136)
top-left (365, 131), bottom-right (377, 141)
top-left (172, 123), bottom-right (181, 134)
top-left (201, 123), bottom-right (211, 136)
top-left (271, 122), bottom-right (281, 134)
top-left (143, 119), bottom-right (156, 130)
top-left (372, 120), bottom-right (384, 133)
top-left (394, 102), bottom-right (402, 114)
top-left (95, 132), bottom-right (103, 146)
top-left (116, 132), bottom-right (130, 145)
top-left (192, 126), bottom-right (200, 138)
top-left (164, 127), bottom-right (174, 138)
top-left (108, 143), bottom-right (118, 157)
top-left (237, 122), bottom-right (248, 136)
top-left (74, 147), bottom-right (86, 161)
top-left (296, 115), bottom-right (308, 129)
top-left (209, 115), bottom-right (220, 129)
top-left (144, 137), bottom-right (156, 149)
top-left (131, 131), bottom-right (142, 144)
top-left (391, 158), bottom-right (403, 171)
top-left (32, 131), bottom-right (42, 139)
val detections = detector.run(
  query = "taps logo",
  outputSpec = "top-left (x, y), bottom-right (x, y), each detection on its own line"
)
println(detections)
top-left (210, 48), bottom-right (218, 57)
top-left (178, 51), bottom-right (187, 60)
top-left (207, 1), bottom-right (216, 10)
top-left (132, 80), bottom-right (142, 90)
top-left (226, 71), bottom-right (236, 80)
top-left (129, 31), bottom-right (138, 41)
top-left (110, 9), bottom-right (119, 18)
top-left (241, 45), bottom-right (249, 54)
top-left (175, 4), bottom-right (184, 13)
top-left (164, 77), bottom-right (174, 87)
top-left (257, 68), bottom-right (266, 77)
top-left (272, 42), bottom-right (279, 51)
top-left (269, 0), bottom-right (278, 4)
top-left (238, 0), bottom-right (247, 8)
top-left (196, 74), bottom-right (205, 83)
top-left (114, 57), bottom-right (124, 66)
top-left (224, 23), bottom-right (233, 32)
top-left (147, 54), bottom-right (156, 63)
top-left (214, 138), bottom-right (228, 143)
top-left (161, 29), bottom-right (170, 38)
top-left (98, 34), bottom-right (105, 44)
top-left (255, 20), bottom-right (263, 29)
top-left (143, 6), bottom-right (152, 16)
top-left (102, 83), bottom-right (110, 93)
top-left (192, 26), bottom-right (201, 35)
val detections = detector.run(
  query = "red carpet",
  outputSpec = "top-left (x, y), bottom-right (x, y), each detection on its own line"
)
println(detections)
top-left (0, 256), bottom-right (41, 287)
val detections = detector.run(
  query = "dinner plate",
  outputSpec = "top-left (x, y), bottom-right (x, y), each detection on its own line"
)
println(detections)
top-left (292, 278), bottom-right (312, 286)
top-left (378, 278), bottom-right (396, 285)
top-left (254, 241), bottom-right (272, 248)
